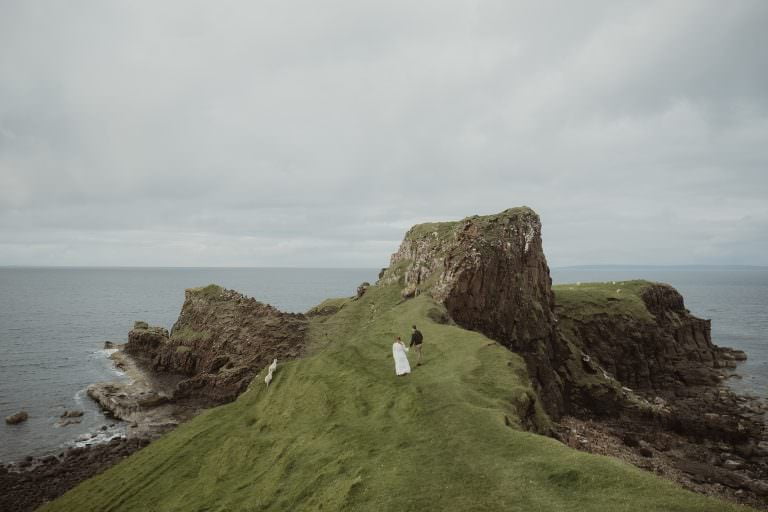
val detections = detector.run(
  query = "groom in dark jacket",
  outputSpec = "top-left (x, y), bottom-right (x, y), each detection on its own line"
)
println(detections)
top-left (409, 325), bottom-right (424, 366)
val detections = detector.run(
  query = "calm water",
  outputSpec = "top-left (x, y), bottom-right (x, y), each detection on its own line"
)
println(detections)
top-left (0, 267), bottom-right (378, 463)
top-left (0, 266), bottom-right (766, 463)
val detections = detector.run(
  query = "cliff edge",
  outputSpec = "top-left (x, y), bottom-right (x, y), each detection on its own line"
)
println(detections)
top-left (379, 207), bottom-right (610, 418)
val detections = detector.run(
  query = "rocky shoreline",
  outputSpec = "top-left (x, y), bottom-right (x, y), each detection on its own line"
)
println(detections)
top-left (0, 435), bottom-right (152, 512)
top-left (1, 287), bottom-right (310, 512)
top-left (0, 348), bottom-right (173, 512)
top-left (86, 345), bottom-right (196, 438)
top-left (558, 386), bottom-right (768, 509)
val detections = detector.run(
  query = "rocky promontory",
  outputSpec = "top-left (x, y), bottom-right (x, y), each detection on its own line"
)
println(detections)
top-left (126, 285), bottom-right (308, 403)
top-left (88, 285), bottom-right (309, 428)
top-left (554, 280), bottom-right (767, 504)
top-left (379, 207), bottom-right (574, 418)
top-left (378, 207), bottom-right (766, 507)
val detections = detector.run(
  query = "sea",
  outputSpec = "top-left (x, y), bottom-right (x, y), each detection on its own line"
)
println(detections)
top-left (0, 266), bottom-right (766, 463)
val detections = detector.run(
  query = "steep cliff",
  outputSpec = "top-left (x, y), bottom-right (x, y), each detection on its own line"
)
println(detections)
top-left (553, 281), bottom-right (761, 444)
top-left (125, 284), bottom-right (308, 403)
top-left (554, 280), bottom-right (745, 392)
top-left (377, 208), bottom-right (757, 426)
top-left (379, 207), bottom-right (607, 417)
top-left (375, 209), bottom-right (765, 501)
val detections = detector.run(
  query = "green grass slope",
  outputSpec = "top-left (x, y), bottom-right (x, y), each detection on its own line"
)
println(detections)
top-left (41, 284), bottom-right (751, 512)
top-left (553, 280), bottom-right (656, 322)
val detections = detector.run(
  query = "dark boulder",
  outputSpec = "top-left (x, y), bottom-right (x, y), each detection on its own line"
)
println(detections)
top-left (5, 411), bottom-right (28, 425)
top-left (355, 282), bottom-right (370, 299)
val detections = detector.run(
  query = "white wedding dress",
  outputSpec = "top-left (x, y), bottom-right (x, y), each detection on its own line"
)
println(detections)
top-left (392, 342), bottom-right (411, 375)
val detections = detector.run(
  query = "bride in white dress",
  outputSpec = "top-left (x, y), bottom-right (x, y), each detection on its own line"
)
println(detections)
top-left (392, 336), bottom-right (411, 376)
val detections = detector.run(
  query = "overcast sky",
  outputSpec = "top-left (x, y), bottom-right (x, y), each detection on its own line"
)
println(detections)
top-left (1, 1), bottom-right (766, 267)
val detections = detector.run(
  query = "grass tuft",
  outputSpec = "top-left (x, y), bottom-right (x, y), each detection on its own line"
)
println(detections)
top-left (188, 284), bottom-right (225, 300)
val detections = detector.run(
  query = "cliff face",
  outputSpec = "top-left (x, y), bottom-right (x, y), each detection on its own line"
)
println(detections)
top-left (379, 208), bottom-right (755, 425)
top-left (553, 281), bottom-right (761, 445)
top-left (555, 282), bottom-right (743, 392)
top-left (125, 285), bottom-right (308, 403)
top-left (380, 207), bottom-right (574, 416)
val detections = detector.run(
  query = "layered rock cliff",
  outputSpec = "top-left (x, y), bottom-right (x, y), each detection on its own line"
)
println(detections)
top-left (555, 281), bottom-right (745, 392)
top-left (378, 208), bottom-right (756, 423)
top-left (124, 285), bottom-right (308, 403)
top-left (379, 207), bottom-right (583, 417)
top-left (377, 207), bottom-right (766, 503)
top-left (553, 280), bottom-right (761, 444)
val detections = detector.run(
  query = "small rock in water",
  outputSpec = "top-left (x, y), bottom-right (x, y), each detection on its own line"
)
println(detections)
top-left (104, 341), bottom-right (116, 349)
top-left (61, 410), bottom-right (84, 418)
top-left (5, 411), bottom-right (29, 424)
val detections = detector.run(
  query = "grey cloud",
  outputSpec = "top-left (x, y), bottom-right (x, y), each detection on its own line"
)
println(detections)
top-left (0, 0), bottom-right (766, 267)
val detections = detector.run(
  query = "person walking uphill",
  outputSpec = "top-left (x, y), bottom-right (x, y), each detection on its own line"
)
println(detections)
top-left (392, 336), bottom-right (411, 376)
top-left (410, 325), bottom-right (424, 366)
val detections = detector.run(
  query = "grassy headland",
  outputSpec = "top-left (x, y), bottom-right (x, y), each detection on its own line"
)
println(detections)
top-left (41, 282), bottom-right (752, 511)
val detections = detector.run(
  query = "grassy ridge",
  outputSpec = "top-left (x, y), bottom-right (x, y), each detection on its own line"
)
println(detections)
top-left (41, 284), bottom-right (751, 511)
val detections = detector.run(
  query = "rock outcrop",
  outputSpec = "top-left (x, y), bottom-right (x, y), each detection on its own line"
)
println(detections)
top-left (124, 284), bottom-right (309, 403)
top-left (555, 281), bottom-right (746, 392)
top-left (5, 411), bottom-right (28, 425)
top-left (554, 280), bottom-right (762, 447)
top-left (379, 207), bottom-right (580, 417)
